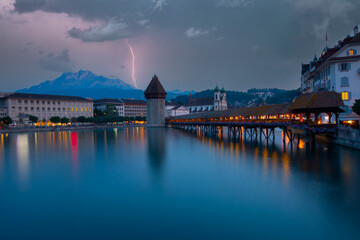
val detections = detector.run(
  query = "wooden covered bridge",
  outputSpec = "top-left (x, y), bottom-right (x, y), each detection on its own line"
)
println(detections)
top-left (168, 91), bottom-right (345, 142)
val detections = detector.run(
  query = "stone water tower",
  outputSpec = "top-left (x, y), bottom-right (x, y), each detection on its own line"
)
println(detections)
top-left (144, 75), bottom-right (167, 127)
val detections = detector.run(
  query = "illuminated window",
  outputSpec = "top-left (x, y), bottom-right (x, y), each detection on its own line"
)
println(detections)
top-left (85, 108), bottom-right (88, 111)
top-left (76, 108), bottom-right (78, 112)
top-left (342, 92), bottom-right (349, 101)
top-left (81, 108), bottom-right (83, 112)
top-left (347, 49), bottom-right (357, 56)
top-left (72, 108), bottom-right (74, 112)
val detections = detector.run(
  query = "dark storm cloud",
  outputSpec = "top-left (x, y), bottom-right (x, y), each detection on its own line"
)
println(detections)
top-left (13, 0), bottom-right (154, 20)
top-left (68, 18), bottom-right (129, 42)
top-left (38, 49), bottom-right (73, 72)
top-left (7, 0), bottom-right (360, 91)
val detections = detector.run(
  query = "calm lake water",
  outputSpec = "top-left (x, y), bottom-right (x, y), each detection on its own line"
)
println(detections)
top-left (0, 127), bottom-right (359, 240)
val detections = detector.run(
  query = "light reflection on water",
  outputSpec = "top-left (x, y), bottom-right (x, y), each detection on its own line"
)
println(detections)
top-left (0, 127), bottom-right (359, 240)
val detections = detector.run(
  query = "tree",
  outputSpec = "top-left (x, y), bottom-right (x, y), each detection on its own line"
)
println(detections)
top-left (105, 104), bottom-right (118, 116)
top-left (29, 115), bottom-right (38, 124)
top-left (71, 117), bottom-right (78, 123)
top-left (77, 116), bottom-right (87, 123)
top-left (49, 116), bottom-right (61, 124)
top-left (352, 99), bottom-right (360, 116)
top-left (94, 107), bottom-right (104, 117)
top-left (60, 117), bottom-right (69, 124)
top-left (1, 116), bottom-right (13, 125)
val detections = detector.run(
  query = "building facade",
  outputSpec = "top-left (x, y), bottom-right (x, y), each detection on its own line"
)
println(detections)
top-left (168, 105), bottom-right (190, 117)
top-left (94, 98), bottom-right (146, 117)
top-left (301, 26), bottom-right (360, 121)
top-left (122, 99), bottom-right (147, 117)
top-left (94, 99), bottom-right (124, 116)
top-left (187, 86), bottom-right (228, 113)
top-left (0, 93), bottom-right (93, 123)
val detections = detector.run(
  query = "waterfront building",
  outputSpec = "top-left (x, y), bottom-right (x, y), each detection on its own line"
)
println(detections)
top-left (301, 26), bottom-right (360, 122)
top-left (168, 105), bottom-right (190, 117)
top-left (93, 98), bottom-right (124, 116)
top-left (144, 75), bottom-right (167, 127)
top-left (187, 86), bottom-right (228, 113)
top-left (165, 101), bottom-right (190, 117)
top-left (94, 98), bottom-right (146, 117)
top-left (122, 99), bottom-right (147, 117)
top-left (0, 93), bottom-right (93, 123)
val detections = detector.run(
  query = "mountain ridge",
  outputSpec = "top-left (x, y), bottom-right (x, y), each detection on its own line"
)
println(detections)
top-left (16, 70), bottom-right (190, 100)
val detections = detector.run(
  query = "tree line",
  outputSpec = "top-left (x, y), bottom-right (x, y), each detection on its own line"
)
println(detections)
top-left (0, 104), bottom-right (147, 127)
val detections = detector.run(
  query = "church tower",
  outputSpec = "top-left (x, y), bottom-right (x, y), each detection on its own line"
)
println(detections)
top-left (214, 86), bottom-right (220, 111)
top-left (220, 87), bottom-right (228, 111)
top-left (144, 75), bottom-right (167, 127)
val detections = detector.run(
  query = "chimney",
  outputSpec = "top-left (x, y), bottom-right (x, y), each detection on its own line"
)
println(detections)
top-left (354, 25), bottom-right (359, 36)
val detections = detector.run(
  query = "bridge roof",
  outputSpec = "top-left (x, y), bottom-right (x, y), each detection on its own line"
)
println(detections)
top-left (289, 91), bottom-right (344, 112)
top-left (172, 103), bottom-right (291, 120)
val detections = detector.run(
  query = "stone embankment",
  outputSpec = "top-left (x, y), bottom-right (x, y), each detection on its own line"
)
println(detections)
top-left (0, 124), bottom-right (145, 134)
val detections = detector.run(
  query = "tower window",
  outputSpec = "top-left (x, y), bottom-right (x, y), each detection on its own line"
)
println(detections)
top-left (342, 92), bottom-right (350, 101)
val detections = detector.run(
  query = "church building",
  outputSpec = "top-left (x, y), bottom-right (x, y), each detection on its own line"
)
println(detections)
top-left (186, 86), bottom-right (228, 113)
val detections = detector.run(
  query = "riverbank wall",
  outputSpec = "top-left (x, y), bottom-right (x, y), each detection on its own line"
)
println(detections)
top-left (0, 124), bottom-right (145, 134)
top-left (317, 128), bottom-right (360, 150)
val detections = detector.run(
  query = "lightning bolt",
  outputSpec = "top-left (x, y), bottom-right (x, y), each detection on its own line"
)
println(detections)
top-left (125, 38), bottom-right (137, 88)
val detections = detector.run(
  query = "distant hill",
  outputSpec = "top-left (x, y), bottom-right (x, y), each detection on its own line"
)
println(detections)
top-left (16, 70), bottom-right (189, 100)
top-left (170, 88), bottom-right (300, 107)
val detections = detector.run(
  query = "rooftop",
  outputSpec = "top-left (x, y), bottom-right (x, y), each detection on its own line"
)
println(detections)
top-left (2, 92), bottom-right (92, 102)
top-left (289, 91), bottom-right (344, 112)
top-left (144, 75), bottom-right (167, 99)
top-left (187, 97), bottom-right (213, 106)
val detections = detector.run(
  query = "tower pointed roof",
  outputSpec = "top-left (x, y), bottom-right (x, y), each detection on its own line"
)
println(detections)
top-left (144, 75), bottom-right (167, 99)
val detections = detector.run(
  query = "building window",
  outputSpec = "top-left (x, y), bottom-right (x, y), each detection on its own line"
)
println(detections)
top-left (36, 101), bottom-right (39, 104)
top-left (25, 107), bottom-right (28, 110)
top-left (37, 107), bottom-right (40, 111)
top-left (30, 107), bottom-right (34, 111)
top-left (48, 107), bottom-right (50, 111)
top-left (18, 107), bottom-right (22, 110)
top-left (341, 77), bottom-right (349, 87)
top-left (24, 100), bottom-right (28, 104)
top-left (342, 92), bottom-right (350, 101)
top-left (18, 100), bottom-right (21, 103)
top-left (347, 49), bottom-right (357, 56)
top-left (339, 63), bottom-right (351, 72)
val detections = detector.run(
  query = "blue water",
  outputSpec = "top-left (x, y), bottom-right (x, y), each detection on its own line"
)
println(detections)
top-left (0, 127), bottom-right (359, 240)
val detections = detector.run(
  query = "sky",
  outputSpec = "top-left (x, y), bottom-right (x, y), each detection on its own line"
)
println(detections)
top-left (1, 0), bottom-right (360, 92)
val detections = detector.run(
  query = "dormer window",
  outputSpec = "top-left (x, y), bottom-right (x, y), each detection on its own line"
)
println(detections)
top-left (347, 49), bottom-right (357, 56)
